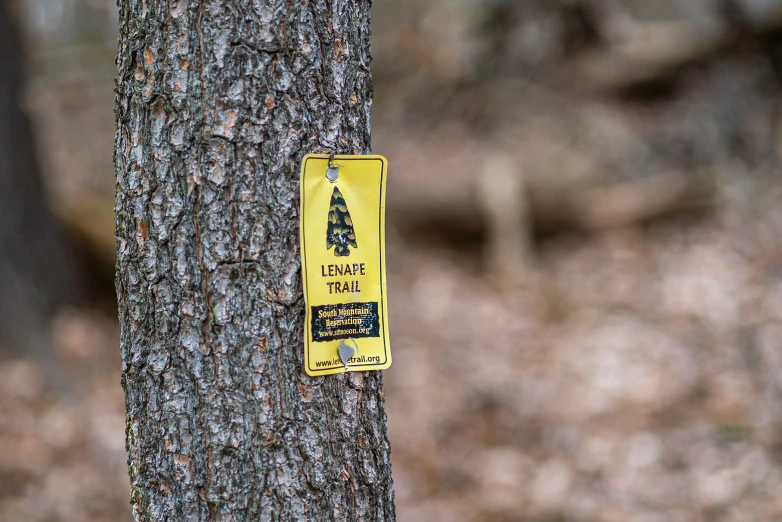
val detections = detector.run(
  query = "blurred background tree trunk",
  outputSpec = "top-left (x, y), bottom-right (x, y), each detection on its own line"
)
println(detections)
top-left (0, 2), bottom-right (77, 358)
top-left (114, 0), bottom-right (395, 520)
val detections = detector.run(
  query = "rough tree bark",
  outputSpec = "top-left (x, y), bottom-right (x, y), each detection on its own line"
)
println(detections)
top-left (114, 1), bottom-right (394, 520)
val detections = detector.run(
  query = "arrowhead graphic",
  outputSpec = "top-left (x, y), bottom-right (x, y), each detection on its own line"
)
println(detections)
top-left (326, 186), bottom-right (358, 256)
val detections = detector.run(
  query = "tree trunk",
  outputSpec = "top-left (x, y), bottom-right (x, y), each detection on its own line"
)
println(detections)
top-left (0, 3), bottom-right (76, 357)
top-left (114, 1), bottom-right (394, 520)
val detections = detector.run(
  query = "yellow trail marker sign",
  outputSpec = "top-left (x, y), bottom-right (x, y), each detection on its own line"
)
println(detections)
top-left (299, 154), bottom-right (392, 376)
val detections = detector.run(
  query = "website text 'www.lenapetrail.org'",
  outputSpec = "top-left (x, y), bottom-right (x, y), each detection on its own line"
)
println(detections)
top-left (315, 355), bottom-right (381, 368)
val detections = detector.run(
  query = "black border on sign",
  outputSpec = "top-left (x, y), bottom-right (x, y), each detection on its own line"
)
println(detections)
top-left (302, 156), bottom-right (388, 372)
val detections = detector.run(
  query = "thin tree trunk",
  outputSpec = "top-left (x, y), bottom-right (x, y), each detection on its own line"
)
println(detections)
top-left (0, 3), bottom-right (76, 357)
top-left (114, 1), bottom-right (394, 520)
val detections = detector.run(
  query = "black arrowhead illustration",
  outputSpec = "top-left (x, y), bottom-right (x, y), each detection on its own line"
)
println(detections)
top-left (326, 186), bottom-right (358, 256)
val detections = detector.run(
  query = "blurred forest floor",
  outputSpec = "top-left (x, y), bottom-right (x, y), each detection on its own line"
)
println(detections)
top-left (5, 0), bottom-right (782, 521)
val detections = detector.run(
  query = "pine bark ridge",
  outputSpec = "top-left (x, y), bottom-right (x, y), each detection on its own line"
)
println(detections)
top-left (114, 0), bottom-right (394, 520)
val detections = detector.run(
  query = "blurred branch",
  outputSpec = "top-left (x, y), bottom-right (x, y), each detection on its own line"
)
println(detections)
top-left (391, 170), bottom-right (713, 244)
top-left (558, 2), bottom-right (782, 92)
top-left (52, 197), bottom-right (116, 267)
top-left (574, 172), bottom-right (712, 229)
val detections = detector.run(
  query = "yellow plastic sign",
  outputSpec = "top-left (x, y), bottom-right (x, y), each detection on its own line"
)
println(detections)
top-left (299, 154), bottom-right (392, 376)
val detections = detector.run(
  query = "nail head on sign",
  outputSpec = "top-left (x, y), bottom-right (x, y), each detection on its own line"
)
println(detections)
top-left (338, 340), bottom-right (355, 365)
top-left (326, 165), bottom-right (340, 182)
